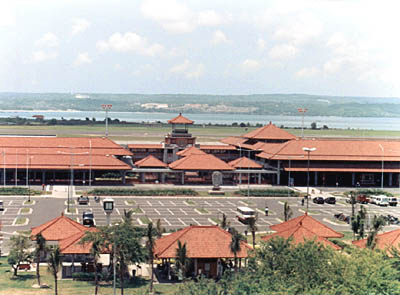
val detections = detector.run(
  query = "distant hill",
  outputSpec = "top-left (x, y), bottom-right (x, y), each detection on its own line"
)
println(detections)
top-left (1, 92), bottom-right (399, 117)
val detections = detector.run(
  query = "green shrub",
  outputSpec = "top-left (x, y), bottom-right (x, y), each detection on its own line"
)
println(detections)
top-left (235, 189), bottom-right (299, 197)
top-left (0, 187), bottom-right (41, 195)
top-left (72, 272), bottom-right (102, 281)
top-left (347, 189), bottom-right (393, 197)
top-left (88, 188), bottom-right (198, 196)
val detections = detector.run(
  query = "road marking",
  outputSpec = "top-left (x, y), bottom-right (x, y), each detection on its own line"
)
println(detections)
top-left (178, 218), bottom-right (186, 226)
top-left (1, 208), bottom-right (7, 215)
top-left (179, 208), bottom-right (188, 215)
top-left (8, 200), bottom-right (12, 205)
top-left (227, 201), bottom-right (236, 207)
top-left (192, 218), bottom-right (201, 225)
top-left (215, 201), bottom-right (224, 206)
top-left (154, 209), bottom-right (161, 215)
top-left (204, 201), bottom-right (212, 206)
top-left (230, 209), bottom-right (237, 214)
top-left (169, 201), bottom-right (176, 206)
top-left (158, 201), bottom-right (164, 206)
top-left (115, 208), bottom-right (121, 215)
top-left (163, 218), bottom-right (171, 226)
top-left (167, 209), bottom-right (174, 215)
top-left (147, 201), bottom-right (152, 206)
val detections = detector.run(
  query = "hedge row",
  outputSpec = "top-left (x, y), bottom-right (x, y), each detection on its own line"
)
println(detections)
top-left (72, 272), bottom-right (103, 281)
top-left (88, 188), bottom-right (198, 196)
top-left (235, 189), bottom-right (300, 197)
top-left (0, 187), bottom-right (41, 195)
top-left (347, 189), bottom-right (393, 197)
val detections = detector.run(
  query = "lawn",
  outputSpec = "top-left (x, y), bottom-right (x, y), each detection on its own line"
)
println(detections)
top-left (125, 200), bottom-right (136, 205)
top-left (139, 216), bottom-right (152, 224)
top-left (0, 257), bottom-right (179, 295)
top-left (132, 207), bottom-right (143, 214)
top-left (15, 217), bottom-right (27, 225)
top-left (196, 208), bottom-right (209, 214)
top-left (20, 208), bottom-right (31, 214)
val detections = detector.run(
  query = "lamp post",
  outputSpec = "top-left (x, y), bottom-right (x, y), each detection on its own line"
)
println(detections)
top-left (378, 144), bottom-right (384, 189)
top-left (15, 149), bottom-right (18, 186)
top-left (238, 143), bottom-right (242, 185)
top-left (89, 139), bottom-right (92, 187)
top-left (103, 198), bottom-right (115, 294)
top-left (101, 104), bottom-right (112, 137)
top-left (26, 152), bottom-right (33, 203)
top-left (298, 108), bottom-right (307, 138)
top-left (303, 147), bottom-right (316, 212)
top-left (58, 148), bottom-right (89, 212)
top-left (247, 149), bottom-right (250, 198)
top-left (3, 148), bottom-right (5, 187)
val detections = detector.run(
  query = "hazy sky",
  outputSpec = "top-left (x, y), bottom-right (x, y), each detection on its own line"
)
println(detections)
top-left (1, 0), bottom-right (400, 97)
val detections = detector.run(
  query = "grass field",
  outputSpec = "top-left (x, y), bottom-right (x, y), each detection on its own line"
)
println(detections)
top-left (0, 124), bottom-right (397, 143)
top-left (0, 257), bottom-right (178, 295)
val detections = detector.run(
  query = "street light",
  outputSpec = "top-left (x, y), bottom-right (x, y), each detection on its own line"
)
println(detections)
top-left (26, 152), bottom-right (33, 203)
top-left (89, 139), bottom-right (92, 187)
top-left (298, 108), bottom-right (307, 138)
top-left (303, 147), bottom-right (316, 212)
top-left (238, 143), bottom-right (242, 185)
top-left (101, 104), bottom-right (112, 137)
top-left (378, 144), bottom-right (384, 189)
top-left (3, 148), bottom-right (5, 187)
top-left (247, 149), bottom-right (250, 198)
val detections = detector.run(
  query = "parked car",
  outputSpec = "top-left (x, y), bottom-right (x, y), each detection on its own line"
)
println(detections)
top-left (78, 195), bottom-right (89, 205)
top-left (0, 200), bottom-right (4, 211)
top-left (82, 211), bottom-right (94, 227)
top-left (370, 195), bottom-right (389, 206)
top-left (389, 197), bottom-right (398, 207)
top-left (313, 196), bottom-right (324, 204)
top-left (324, 197), bottom-right (336, 204)
top-left (334, 213), bottom-right (350, 224)
top-left (356, 194), bottom-right (369, 204)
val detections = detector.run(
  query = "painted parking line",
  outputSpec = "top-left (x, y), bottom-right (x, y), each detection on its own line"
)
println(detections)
top-left (158, 201), bottom-right (164, 206)
top-left (163, 218), bottom-right (171, 226)
top-left (169, 201), bottom-right (176, 206)
top-left (179, 208), bottom-right (188, 215)
top-left (147, 201), bottom-right (152, 206)
top-left (154, 208), bottom-right (161, 215)
top-left (8, 200), bottom-right (12, 205)
top-left (227, 201), bottom-right (236, 207)
top-left (204, 201), bottom-right (212, 206)
top-left (178, 218), bottom-right (186, 226)
top-left (167, 209), bottom-right (174, 215)
top-left (1, 208), bottom-right (7, 215)
top-left (191, 218), bottom-right (201, 225)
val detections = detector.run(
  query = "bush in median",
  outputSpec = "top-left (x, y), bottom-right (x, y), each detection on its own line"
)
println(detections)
top-left (235, 189), bottom-right (300, 197)
top-left (87, 188), bottom-right (198, 196)
top-left (0, 187), bottom-right (41, 195)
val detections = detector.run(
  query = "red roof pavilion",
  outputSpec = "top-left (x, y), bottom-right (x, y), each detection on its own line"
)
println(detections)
top-left (353, 228), bottom-right (400, 254)
top-left (242, 122), bottom-right (296, 141)
top-left (167, 113), bottom-right (194, 124)
top-left (134, 155), bottom-right (168, 168)
top-left (176, 146), bottom-right (206, 157)
top-left (228, 157), bottom-right (262, 169)
top-left (169, 154), bottom-right (234, 171)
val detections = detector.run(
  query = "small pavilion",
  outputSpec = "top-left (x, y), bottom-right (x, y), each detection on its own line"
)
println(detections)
top-left (154, 225), bottom-right (251, 278)
top-left (352, 228), bottom-right (400, 255)
top-left (228, 156), bottom-right (264, 184)
top-left (133, 155), bottom-right (169, 183)
top-left (165, 113), bottom-right (196, 147)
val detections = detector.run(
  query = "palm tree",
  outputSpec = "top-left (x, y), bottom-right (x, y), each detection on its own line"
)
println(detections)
top-left (155, 218), bottom-right (164, 238)
top-left (367, 215), bottom-right (386, 249)
top-left (230, 228), bottom-right (242, 272)
top-left (80, 230), bottom-right (104, 295)
top-left (247, 214), bottom-right (258, 249)
top-left (147, 222), bottom-right (155, 294)
top-left (175, 240), bottom-right (190, 280)
top-left (283, 201), bottom-right (293, 222)
top-left (34, 233), bottom-right (46, 286)
top-left (47, 246), bottom-right (62, 295)
top-left (219, 213), bottom-right (230, 230)
top-left (123, 209), bottom-right (134, 225)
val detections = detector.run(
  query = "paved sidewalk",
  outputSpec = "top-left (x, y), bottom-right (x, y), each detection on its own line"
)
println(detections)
top-left (51, 185), bottom-right (74, 198)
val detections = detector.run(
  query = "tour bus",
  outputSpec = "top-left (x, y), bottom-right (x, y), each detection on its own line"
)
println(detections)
top-left (237, 206), bottom-right (256, 224)
top-left (370, 195), bottom-right (389, 206)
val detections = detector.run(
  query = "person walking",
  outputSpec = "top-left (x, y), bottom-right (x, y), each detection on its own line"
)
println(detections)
top-left (265, 206), bottom-right (269, 216)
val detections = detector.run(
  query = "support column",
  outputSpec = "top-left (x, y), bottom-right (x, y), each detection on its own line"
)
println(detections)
top-left (52, 171), bottom-right (55, 183)
top-left (389, 172), bottom-right (393, 187)
top-left (140, 172), bottom-right (145, 183)
top-left (161, 172), bottom-right (166, 184)
top-left (121, 171), bottom-right (126, 184)
top-left (277, 160), bottom-right (281, 185)
top-left (352, 172), bottom-right (355, 186)
top-left (314, 171), bottom-right (318, 186)
top-left (181, 172), bottom-right (185, 185)
top-left (42, 170), bottom-right (46, 184)
top-left (194, 258), bottom-right (198, 276)
top-left (82, 171), bottom-right (86, 184)
top-left (258, 173), bottom-right (261, 184)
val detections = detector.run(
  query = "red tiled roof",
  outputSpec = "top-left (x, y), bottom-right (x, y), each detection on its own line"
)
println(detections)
top-left (31, 214), bottom-right (88, 241)
top-left (220, 137), bottom-right (254, 150)
top-left (168, 113), bottom-right (194, 124)
top-left (228, 157), bottom-right (262, 169)
top-left (169, 154), bottom-right (235, 171)
top-left (59, 228), bottom-right (98, 254)
top-left (261, 224), bottom-right (341, 250)
top-left (242, 122), bottom-right (296, 140)
top-left (176, 146), bottom-right (206, 156)
top-left (199, 144), bottom-right (236, 151)
top-left (128, 144), bottom-right (163, 149)
top-left (258, 138), bottom-right (400, 161)
top-left (270, 214), bottom-right (344, 238)
top-left (154, 225), bottom-right (251, 259)
top-left (135, 155), bottom-right (167, 168)
top-left (353, 228), bottom-right (400, 254)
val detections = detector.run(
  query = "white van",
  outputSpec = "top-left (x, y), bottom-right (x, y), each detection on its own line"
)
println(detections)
top-left (370, 195), bottom-right (389, 206)
top-left (237, 206), bottom-right (256, 224)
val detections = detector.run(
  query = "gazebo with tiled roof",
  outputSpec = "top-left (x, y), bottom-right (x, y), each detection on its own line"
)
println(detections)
top-left (133, 155), bottom-right (169, 183)
top-left (154, 225), bottom-right (251, 278)
top-left (165, 113), bottom-right (196, 147)
top-left (176, 146), bottom-right (206, 157)
top-left (242, 122), bottom-right (296, 143)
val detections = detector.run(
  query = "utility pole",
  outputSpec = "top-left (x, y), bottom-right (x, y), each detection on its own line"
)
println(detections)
top-left (101, 104), bottom-right (112, 137)
top-left (298, 108), bottom-right (307, 138)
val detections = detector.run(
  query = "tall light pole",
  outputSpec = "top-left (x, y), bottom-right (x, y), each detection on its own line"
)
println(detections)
top-left (3, 148), bottom-right (5, 187)
top-left (303, 147), bottom-right (316, 212)
top-left (101, 104), bottom-right (112, 137)
top-left (298, 108), bottom-right (307, 138)
top-left (247, 149), bottom-right (250, 198)
top-left (89, 139), bottom-right (92, 187)
top-left (238, 143), bottom-right (242, 185)
top-left (27, 155), bottom-right (33, 203)
top-left (378, 144), bottom-right (384, 189)
top-left (15, 149), bottom-right (18, 186)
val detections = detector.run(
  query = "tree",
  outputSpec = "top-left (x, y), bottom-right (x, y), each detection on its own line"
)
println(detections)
top-left (155, 218), bottom-right (164, 238)
top-left (351, 205), bottom-right (367, 240)
top-left (7, 234), bottom-right (32, 276)
top-left (367, 215), bottom-right (386, 249)
top-left (112, 222), bottom-right (146, 295)
top-left (80, 230), bottom-right (105, 295)
top-left (175, 240), bottom-right (190, 280)
top-left (47, 246), bottom-right (62, 295)
top-left (247, 215), bottom-right (258, 249)
top-left (147, 222), bottom-right (155, 294)
top-left (230, 228), bottom-right (243, 272)
top-left (219, 213), bottom-right (230, 230)
top-left (283, 201), bottom-right (293, 222)
top-left (122, 209), bottom-right (134, 225)
top-left (311, 122), bottom-right (317, 129)
top-left (34, 233), bottom-right (46, 286)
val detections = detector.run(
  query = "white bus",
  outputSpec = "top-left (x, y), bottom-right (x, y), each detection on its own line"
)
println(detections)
top-left (370, 195), bottom-right (389, 206)
top-left (237, 206), bottom-right (256, 224)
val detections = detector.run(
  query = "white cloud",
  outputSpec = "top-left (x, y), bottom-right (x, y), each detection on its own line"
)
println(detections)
top-left (31, 50), bottom-right (58, 63)
top-left (72, 18), bottom-right (91, 35)
top-left (0, 3), bottom-right (15, 27)
top-left (35, 33), bottom-right (59, 48)
top-left (141, 0), bottom-right (228, 33)
top-left (268, 44), bottom-right (297, 60)
top-left (211, 30), bottom-right (229, 45)
top-left (170, 60), bottom-right (205, 79)
top-left (257, 38), bottom-right (266, 50)
top-left (295, 67), bottom-right (319, 78)
top-left (241, 59), bottom-right (261, 72)
top-left (73, 52), bottom-right (92, 66)
top-left (96, 32), bottom-right (164, 56)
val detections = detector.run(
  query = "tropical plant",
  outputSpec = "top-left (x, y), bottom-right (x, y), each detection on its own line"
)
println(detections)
top-left (47, 246), bottom-right (62, 295)
top-left (147, 222), bottom-right (155, 294)
top-left (230, 228), bottom-right (244, 272)
top-left (247, 214), bottom-right (258, 249)
top-left (175, 240), bottom-right (190, 280)
top-left (219, 213), bottom-right (230, 230)
top-left (283, 201), bottom-right (293, 221)
top-left (155, 218), bottom-right (165, 238)
top-left (351, 205), bottom-right (367, 240)
top-left (367, 215), bottom-right (386, 249)
top-left (7, 234), bottom-right (32, 276)
top-left (122, 209), bottom-right (134, 225)
top-left (34, 233), bottom-right (46, 286)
